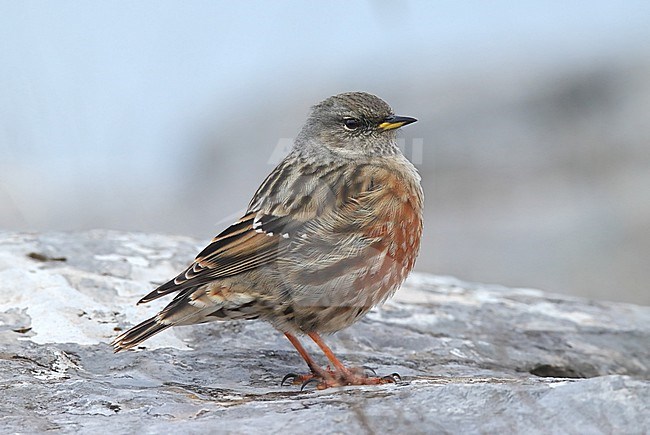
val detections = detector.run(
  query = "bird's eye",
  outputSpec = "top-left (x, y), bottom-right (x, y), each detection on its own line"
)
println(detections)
top-left (343, 117), bottom-right (361, 131)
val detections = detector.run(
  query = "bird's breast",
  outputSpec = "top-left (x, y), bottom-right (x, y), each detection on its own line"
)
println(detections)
top-left (269, 159), bottom-right (423, 333)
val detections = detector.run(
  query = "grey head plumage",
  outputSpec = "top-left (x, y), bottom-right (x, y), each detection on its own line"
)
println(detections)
top-left (294, 92), bottom-right (417, 159)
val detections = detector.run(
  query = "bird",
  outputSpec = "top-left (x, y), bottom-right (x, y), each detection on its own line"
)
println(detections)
top-left (112, 91), bottom-right (423, 389)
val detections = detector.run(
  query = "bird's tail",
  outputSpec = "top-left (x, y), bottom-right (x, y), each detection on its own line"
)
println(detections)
top-left (111, 316), bottom-right (171, 352)
top-left (112, 285), bottom-right (261, 352)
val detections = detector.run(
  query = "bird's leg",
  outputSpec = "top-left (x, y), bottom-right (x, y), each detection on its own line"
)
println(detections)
top-left (281, 332), bottom-right (400, 389)
top-left (284, 332), bottom-right (327, 375)
top-left (282, 332), bottom-right (334, 387)
top-left (307, 332), bottom-right (353, 377)
top-left (308, 332), bottom-right (400, 388)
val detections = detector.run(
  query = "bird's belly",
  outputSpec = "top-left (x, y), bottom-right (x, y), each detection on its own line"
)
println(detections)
top-left (271, 214), bottom-right (422, 334)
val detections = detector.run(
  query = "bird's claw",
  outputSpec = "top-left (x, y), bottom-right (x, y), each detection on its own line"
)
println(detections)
top-left (300, 377), bottom-right (322, 391)
top-left (281, 373), bottom-right (298, 386)
top-left (381, 372), bottom-right (401, 383)
top-left (281, 368), bottom-right (402, 390)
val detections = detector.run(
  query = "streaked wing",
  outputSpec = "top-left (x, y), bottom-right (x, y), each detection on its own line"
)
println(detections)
top-left (137, 211), bottom-right (289, 304)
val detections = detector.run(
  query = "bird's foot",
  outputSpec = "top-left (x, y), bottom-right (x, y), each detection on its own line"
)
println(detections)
top-left (281, 367), bottom-right (401, 390)
top-left (280, 367), bottom-right (338, 390)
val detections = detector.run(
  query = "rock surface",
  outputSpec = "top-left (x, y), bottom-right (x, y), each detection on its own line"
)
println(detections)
top-left (0, 230), bottom-right (648, 434)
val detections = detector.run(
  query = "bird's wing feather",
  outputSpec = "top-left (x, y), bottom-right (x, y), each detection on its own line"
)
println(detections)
top-left (137, 211), bottom-right (291, 304)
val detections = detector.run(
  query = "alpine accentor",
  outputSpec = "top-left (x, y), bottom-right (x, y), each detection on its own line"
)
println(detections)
top-left (112, 92), bottom-right (423, 389)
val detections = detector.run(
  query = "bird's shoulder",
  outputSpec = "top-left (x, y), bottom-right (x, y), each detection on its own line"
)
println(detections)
top-left (248, 153), bottom-right (421, 219)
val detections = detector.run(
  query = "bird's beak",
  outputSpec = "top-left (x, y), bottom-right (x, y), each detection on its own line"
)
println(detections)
top-left (378, 115), bottom-right (417, 131)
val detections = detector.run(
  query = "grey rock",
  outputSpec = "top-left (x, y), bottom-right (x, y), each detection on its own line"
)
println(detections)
top-left (0, 230), bottom-right (648, 434)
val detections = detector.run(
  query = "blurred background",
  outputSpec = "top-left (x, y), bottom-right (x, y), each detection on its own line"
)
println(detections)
top-left (1, 1), bottom-right (649, 305)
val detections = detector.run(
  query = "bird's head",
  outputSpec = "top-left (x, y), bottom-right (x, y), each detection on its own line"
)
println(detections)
top-left (296, 92), bottom-right (417, 158)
